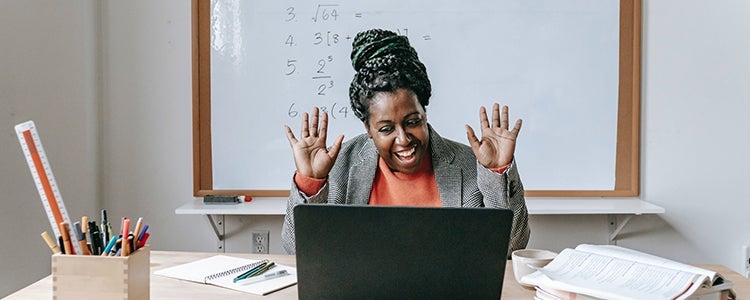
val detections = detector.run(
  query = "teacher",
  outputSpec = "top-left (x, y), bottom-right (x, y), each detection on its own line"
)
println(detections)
top-left (281, 28), bottom-right (529, 254)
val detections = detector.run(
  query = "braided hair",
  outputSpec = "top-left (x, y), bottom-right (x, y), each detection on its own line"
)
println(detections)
top-left (348, 29), bottom-right (432, 122)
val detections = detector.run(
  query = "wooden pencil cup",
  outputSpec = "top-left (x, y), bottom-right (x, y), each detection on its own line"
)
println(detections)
top-left (52, 245), bottom-right (150, 299)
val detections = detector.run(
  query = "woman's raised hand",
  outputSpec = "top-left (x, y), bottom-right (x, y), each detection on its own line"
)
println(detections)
top-left (465, 103), bottom-right (522, 169)
top-left (284, 107), bottom-right (345, 179)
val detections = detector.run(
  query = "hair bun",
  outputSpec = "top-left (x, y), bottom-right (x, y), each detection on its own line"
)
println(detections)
top-left (350, 29), bottom-right (417, 70)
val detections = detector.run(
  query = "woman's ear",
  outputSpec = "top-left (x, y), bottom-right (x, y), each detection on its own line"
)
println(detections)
top-left (363, 121), bottom-right (372, 138)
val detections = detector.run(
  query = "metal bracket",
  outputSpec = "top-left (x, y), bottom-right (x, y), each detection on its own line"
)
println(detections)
top-left (206, 215), bottom-right (225, 252)
top-left (608, 214), bottom-right (634, 245)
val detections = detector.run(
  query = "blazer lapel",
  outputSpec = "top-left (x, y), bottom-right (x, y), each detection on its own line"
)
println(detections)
top-left (346, 139), bottom-right (378, 205)
top-left (429, 126), bottom-right (463, 208)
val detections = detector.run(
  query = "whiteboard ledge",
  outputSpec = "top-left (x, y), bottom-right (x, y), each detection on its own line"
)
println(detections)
top-left (174, 198), bottom-right (664, 216)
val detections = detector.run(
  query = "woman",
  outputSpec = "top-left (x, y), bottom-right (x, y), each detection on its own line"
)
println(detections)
top-left (282, 29), bottom-right (529, 254)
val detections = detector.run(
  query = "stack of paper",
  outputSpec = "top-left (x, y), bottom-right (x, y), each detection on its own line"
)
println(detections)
top-left (521, 245), bottom-right (735, 300)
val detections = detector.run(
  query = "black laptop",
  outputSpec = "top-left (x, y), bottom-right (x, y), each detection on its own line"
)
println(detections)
top-left (293, 204), bottom-right (513, 300)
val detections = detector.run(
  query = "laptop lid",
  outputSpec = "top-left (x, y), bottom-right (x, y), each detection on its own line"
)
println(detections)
top-left (293, 204), bottom-right (512, 300)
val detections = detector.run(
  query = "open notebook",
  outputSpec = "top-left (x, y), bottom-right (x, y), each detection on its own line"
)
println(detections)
top-left (154, 255), bottom-right (297, 296)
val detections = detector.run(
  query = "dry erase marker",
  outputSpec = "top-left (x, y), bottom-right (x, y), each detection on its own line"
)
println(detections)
top-left (41, 231), bottom-right (61, 254)
top-left (236, 270), bottom-right (290, 285)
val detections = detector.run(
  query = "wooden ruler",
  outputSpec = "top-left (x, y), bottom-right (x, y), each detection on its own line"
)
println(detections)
top-left (15, 121), bottom-right (82, 255)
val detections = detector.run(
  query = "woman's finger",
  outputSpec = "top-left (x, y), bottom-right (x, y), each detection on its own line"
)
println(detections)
top-left (310, 107), bottom-right (320, 137)
top-left (492, 103), bottom-right (502, 128)
top-left (479, 106), bottom-right (490, 129)
top-left (465, 124), bottom-right (481, 154)
top-left (318, 111), bottom-right (329, 142)
top-left (500, 104), bottom-right (509, 129)
top-left (511, 119), bottom-right (523, 136)
top-left (284, 125), bottom-right (298, 145)
top-left (300, 112), bottom-right (310, 137)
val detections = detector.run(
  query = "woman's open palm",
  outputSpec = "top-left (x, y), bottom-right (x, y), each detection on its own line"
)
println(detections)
top-left (465, 103), bottom-right (522, 169)
top-left (284, 107), bottom-right (344, 179)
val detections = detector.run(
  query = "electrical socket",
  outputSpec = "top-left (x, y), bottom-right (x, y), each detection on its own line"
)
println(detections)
top-left (744, 245), bottom-right (750, 278)
top-left (252, 230), bottom-right (269, 254)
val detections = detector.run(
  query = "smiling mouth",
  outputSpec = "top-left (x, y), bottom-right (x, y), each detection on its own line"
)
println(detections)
top-left (395, 146), bottom-right (416, 159)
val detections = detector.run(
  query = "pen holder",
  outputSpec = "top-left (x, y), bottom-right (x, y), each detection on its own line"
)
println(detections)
top-left (52, 245), bottom-right (150, 299)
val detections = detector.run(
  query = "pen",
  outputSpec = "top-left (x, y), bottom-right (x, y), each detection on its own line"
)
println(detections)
top-left (101, 234), bottom-right (117, 256)
top-left (137, 233), bottom-right (150, 248)
top-left (137, 224), bottom-right (149, 242)
top-left (106, 223), bottom-right (112, 244)
top-left (58, 235), bottom-right (66, 254)
top-left (81, 216), bottom-right (88, 237)
top-left (121, 218), bottom-right (130, 256)
top-left (101, 209), bottom-right (110, 244)
top-left (238, 262), bottom-right (276, 282)
top-left (128, 233), bottom-right (135, 252)
top-left (59, 222), bottom-right (73, 255)
top-left (108, 236), bottom-right (121, 256)
top-left (251, 262), bottom-right (276, 277)
top-left (41, 231), bottom-right (61, 254)
top-left (235, 270), bottom-right (290, 285)
top-left (132, 218), bottom-right (143, 250)
top-left (88, 221), bottom-right (103, 255)
top-left (233, 260), bottom-right (268, 283)
top-left (74, 221), bottom-right (92, 255)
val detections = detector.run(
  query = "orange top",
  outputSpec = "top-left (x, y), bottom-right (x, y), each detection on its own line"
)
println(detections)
top-left (294, 157), bottom-right (510, 206)
top-left (369, 156), bottom-right (441, 207)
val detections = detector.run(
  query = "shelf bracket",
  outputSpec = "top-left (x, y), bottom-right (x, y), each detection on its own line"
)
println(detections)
top-left (206, 215), bottom-right (225, 252)
top-left (608, 214), bottom-right (634, 244)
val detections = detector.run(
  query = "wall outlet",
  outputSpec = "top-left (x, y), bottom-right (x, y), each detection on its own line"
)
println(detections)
top-left (744, 245), bottom-right (750, 278)
top-left (252, 230), bottom-right (270, 254)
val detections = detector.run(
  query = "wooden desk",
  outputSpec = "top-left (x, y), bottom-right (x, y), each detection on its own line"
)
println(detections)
top-left (5, 251), bottom-right (747, 299)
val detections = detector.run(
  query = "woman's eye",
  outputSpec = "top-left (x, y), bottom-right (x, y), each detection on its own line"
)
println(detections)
top-left (378, 126), bottom-right (393, 133)
top-left (406, 118), bottom-right (422, 126)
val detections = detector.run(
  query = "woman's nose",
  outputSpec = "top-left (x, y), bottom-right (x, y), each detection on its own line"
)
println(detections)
top-left (395, 127), bottom-right (411, 145)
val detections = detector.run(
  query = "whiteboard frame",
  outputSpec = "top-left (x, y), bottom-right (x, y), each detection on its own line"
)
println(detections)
top-left (191, 0), bottom-right (641, 197)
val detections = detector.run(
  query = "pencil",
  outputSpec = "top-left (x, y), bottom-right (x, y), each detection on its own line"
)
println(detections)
top-left (41, 231), bottom-right (61, 254)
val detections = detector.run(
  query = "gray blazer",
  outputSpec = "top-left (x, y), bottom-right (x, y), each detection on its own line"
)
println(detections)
top-left (281, 125), bottom-right (530, 254)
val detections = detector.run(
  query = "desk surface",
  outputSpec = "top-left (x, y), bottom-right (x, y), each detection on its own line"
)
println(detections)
top-left (175, 198), bottom-right (666, 215)
top-left (6, 250), bottom-right (748, 299)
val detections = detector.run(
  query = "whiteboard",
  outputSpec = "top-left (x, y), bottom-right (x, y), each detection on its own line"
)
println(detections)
top-left (194, 0), bottom-right (641, 197)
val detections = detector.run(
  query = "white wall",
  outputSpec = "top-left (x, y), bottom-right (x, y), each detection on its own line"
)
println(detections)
top-left (2, 0), bottom-right (750, 297)
top-left (0, 0), bottom-right (100, 296)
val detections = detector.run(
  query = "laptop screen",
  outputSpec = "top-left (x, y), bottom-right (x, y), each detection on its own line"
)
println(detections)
top-left (294, 205), bottom-right (513, 300)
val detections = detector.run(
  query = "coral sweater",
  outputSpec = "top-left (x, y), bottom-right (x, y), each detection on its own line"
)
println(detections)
top-left (294, 155), bottom-right (509, 207)
top-left (294, 155), bottom-right (439, 206)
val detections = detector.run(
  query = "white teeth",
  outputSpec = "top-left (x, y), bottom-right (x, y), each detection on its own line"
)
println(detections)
top-left (396, 147), bottom-right (416, 157)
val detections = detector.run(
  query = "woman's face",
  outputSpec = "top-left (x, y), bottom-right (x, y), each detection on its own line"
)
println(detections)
top-left (365, 88), bottom-right (430, 174)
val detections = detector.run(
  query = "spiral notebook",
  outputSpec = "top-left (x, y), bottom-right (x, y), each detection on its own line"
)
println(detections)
top-left (154, 255), bottom-right (297, 295)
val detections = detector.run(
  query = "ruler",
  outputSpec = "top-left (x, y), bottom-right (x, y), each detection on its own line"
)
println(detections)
top-left (15, 121), bottom-right (82, 255)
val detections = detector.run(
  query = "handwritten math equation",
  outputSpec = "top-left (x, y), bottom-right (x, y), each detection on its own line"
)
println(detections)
top-left (281, 4), bottom-right (431, 120)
